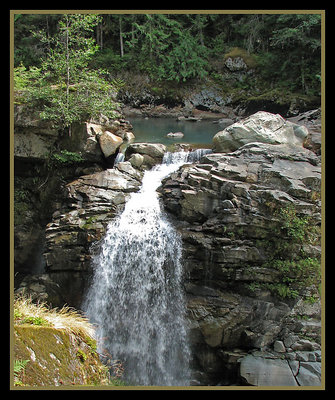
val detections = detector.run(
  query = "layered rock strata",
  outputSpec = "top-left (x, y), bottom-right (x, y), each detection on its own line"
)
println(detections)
top-left (159, 140), bottom-right (321, 385)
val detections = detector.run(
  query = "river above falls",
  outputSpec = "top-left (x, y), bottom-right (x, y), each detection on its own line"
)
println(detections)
top-left (129, 117), bottom-right (222, 147)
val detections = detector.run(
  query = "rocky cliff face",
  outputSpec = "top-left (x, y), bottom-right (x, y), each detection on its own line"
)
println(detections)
top-left (158, 113), bottom-right (322, 385)
top-left (13, 104), bottom-right (135, 297)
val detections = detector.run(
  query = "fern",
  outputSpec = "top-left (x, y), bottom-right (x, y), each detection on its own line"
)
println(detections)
top-left (14, 359), bottom-right (29, 375)
top-left (14, 359), bottom-right (29, 385)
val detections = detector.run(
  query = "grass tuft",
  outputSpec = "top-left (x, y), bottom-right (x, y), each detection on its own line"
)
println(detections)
top-left (14, 294), bottom-right (95, 340)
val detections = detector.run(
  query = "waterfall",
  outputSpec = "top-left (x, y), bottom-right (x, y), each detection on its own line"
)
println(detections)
top-left (113, 152), bottom-right (125, 165)
top-left (113, 143), bottom-right (127, 166)
top-left (187, 148), bottom-right (212, 163)
top-left (162, 148), bottom-right (212, 165)
top-left (83, 150), bottom-right (201, 386)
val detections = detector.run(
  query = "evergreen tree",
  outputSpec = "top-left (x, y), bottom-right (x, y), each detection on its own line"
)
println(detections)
top-left (126, 14), bottom-right (208, 82)
top-left (15, 14), bottom-right (121, 134)
top-left (269, 14), bottom-right (321, 94)
top-left (14, 13), bottom-right (322, 96)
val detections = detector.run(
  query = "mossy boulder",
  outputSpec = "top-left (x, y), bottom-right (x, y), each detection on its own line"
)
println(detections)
top-left (12, 296), bottom-right (118, 387)
top-left (14, 325), bottom-right (109, 387)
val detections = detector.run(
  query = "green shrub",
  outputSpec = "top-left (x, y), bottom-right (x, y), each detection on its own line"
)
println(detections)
top-left (268, 206), bottom-right (321, 300)
top-left (248, 205), bottom-right (321, 301)
top-left (49, 150), bottom-right (84, 166)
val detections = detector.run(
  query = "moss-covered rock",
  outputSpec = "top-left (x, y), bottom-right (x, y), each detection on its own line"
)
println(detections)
top-left (12, 296), bottom-right (118, 387)
top-left (14, 325), bottom-right (110, 387)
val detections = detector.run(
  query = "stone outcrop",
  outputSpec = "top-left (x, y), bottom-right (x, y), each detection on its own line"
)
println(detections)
top-left (14, 105), bottom-right (59, 161)
top-left (14, 325), bottom-right (110, 386)
top-left (13, 297), bottom-right (112, 387)
top-left (15, 162), bottom-right (143, 308)
top-left (14, 104), bottom-right (134, 163)
top-left (159, 132), bottom-right (321, 385)
top-left (65, 118), bottom-right (134, 164)
top-left (118, 71), bottom-right (320, 120)
top-left (15, 274), bottom-right (66, 307)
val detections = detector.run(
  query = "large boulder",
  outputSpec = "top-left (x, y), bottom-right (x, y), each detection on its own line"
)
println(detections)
top-left (224, 56), bottom-right (248, 72)
top-left (97, 130), bottom-right (123, 158)
top-left (126, 143), bottom-right (166, 158)
top-left (125, 143), bottom-right (167, 170)
top-left (239, 354), bottom-right (298, 386)
top-left (239, 350), bottom-right (321, 386)
top-left (213, 111), bottom-right (309, 153)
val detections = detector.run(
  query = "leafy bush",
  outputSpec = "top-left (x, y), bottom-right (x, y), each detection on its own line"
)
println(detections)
top-left (277, 205), bottom-right (320, 246)
top-left (249, 205), bottom-right (321, 301)
top-left (267, 206), bottom-right (321, 300)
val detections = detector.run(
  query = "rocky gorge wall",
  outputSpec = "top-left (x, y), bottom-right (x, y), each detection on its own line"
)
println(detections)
top-left (13, 104), bottom-right (323, 386)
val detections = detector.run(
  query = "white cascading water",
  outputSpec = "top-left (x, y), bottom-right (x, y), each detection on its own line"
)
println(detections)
top-left (84, 149), bottom-right (211, 386)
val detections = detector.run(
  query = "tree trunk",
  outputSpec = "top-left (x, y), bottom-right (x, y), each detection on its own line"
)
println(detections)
top-left (301, 55), bottom-right (306, 94)
top-left (65, 15), bottom-right (71, 136)
top-left (96, 21), bottom-right (103, 49)
top-left (65, 16), bottom-right (70, 109)
top-left (119, 16), bottom-right (124, 57)
top-left (199, 27), bottom-right (204, 47)
top-left (131, 14), bottom-right (135, 41)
